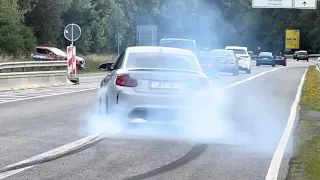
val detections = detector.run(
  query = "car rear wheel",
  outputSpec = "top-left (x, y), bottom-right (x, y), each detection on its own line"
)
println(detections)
top-left (283, 61), bottom-right (287, 66)
top-left (245, 68), bottom-right (251, 74)
top-left (98, 97), bottom-right (109, 115)
top-left (256, 61), bottom-right (260, 66)
top-left (272, 62), bottom-right (275, 67)
top-left (233, 69), bottom-right (239, 76)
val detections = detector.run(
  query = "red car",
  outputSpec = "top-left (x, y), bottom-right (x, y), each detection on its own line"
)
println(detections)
top-left (32, 46), bottom-right (85, 69)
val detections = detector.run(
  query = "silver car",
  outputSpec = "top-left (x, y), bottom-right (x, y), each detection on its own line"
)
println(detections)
top-left (212, 49), bottom-right (239, 76)
top-left (98, 46), bottom-right (213, 124)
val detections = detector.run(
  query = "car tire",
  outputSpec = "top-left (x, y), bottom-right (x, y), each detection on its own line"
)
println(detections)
top-left (233, 69), bottom-right (239, 76)
top-left (272, 62), bottom-right (275, 67)
top-left (246, 68), bottom-right (251, 74)
top-left (283, 61), bottom-right (287, 66)
top-left (98, 96), bottom-right (109, 115)
top-left (307, 59), bottom-right (309, 62)
top-left (256, 61), bottom-right (260, 66)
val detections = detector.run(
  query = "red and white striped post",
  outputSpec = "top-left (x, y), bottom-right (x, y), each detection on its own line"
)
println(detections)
top-left (67, 46), bottom-right (76, 77)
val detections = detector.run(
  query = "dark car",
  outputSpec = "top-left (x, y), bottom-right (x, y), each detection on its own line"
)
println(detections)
top-left (256, 52), bottom-right (275, 67)
top-left (293, 51), bottom-right (299, 59)
top-left (198, 50), bottom-right (218, 79)
top-left (212, 49), bottom-right (239, 76)
top-left (296, 50), bottom-right (309, 61)
top-left (274, 54), bottom-right (287, 66)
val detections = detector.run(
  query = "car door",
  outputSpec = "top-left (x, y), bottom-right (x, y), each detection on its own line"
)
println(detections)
top-left (36, 48), bottom-right (51, 60)
top-left (106, 52), bottom-right (126, 109)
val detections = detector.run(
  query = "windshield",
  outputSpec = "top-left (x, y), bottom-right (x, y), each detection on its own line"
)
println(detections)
top-left (49, 47), bottom-right (66, 55)
top-left (226, 49), bottom-right (247, 55)
top-left (160, 40), bottom-right (196, 52)
top-left (126, 53), bottom-right (200, 72)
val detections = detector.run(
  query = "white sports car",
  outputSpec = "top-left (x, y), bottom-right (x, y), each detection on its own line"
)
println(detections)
top-left (98, 46), bottom-right (214, 125)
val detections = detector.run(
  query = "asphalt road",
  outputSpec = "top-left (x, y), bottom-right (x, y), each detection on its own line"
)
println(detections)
top-left (0, 59), bottom-right (312, 180)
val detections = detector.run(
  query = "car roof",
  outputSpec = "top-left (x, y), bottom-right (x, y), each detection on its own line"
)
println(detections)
top-left (225, 46), bottom-right (247, 50)
top-left (260, 51), bottom-right (272, 53)
top-left (160, 38), bottom-right (196, 42)
top-left (126, 46), bottom-right (195, 55)
top-left (37, 46), bottom-right (57, 49)
top-left (212, 49), bottom-right (233, 51)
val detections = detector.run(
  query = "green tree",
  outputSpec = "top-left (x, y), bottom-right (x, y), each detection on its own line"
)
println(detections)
top-left (0, 0), bottom-right (36, 55)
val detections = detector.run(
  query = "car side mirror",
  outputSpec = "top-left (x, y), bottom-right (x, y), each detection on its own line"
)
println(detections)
top-left (99, 62), bottom-right (114, 71)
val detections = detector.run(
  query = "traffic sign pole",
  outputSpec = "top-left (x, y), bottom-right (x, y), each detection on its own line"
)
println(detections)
top-left (64, 23), bottom-right (81, 84)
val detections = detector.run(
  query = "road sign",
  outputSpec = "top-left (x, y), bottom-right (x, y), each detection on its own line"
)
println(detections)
top-left (64, 23), bottom-right (81, 42)
top-left (294, 0), bottom-right (317, 9)
top-left (285, 29), bottom-right (300, 49)
top-left (252, 0), bottom-right (293, 8)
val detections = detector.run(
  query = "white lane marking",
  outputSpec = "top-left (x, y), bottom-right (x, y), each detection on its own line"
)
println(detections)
top-left (0, 87), bottom-right (99, 105)
top-left (80, 75), bottom-right (105, 79)
top-left (0, 167), bottom-right (33, 179)
top-left (221, 67), bottom-right (282, 90)
top-left (0, 131), bottom-right (121, 179)
top-left (265, 68), bottom-right (308, 180)
top-left (0, 95), bottom-right (29, 97)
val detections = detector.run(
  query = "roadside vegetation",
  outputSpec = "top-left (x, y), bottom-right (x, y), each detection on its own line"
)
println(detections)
top-left (2, 0), bottom-right (320, 60)
top-left (77, 54), bottom-right (117, 74)
top-left (287, 65), bottom-right (320, 180)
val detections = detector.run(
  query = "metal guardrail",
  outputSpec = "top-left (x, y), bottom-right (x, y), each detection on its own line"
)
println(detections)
top-left (0, 61), bottom-right (70, 89)
top-left (284, 54), bottom-right (320, 57)
top-left (0, 61), bottom-right (67, 73)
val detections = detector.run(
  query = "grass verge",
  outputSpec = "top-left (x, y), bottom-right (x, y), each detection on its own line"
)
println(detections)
top-left (0, 55), bottom-right (32, 63)
top-left (75, 54), bottom-right (116, 74)
top-left (287, 65), bottom-right (320, 180)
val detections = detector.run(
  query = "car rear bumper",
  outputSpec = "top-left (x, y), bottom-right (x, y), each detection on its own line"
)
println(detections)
top-left (217, 64), bottom-right (238, 72)
top-left (238, 60), bottom-right (251, 70)
top-left (297, 57), bottom-right (309, 60)
top-left (114, 90), bottom-right (209, 122)
top-left (275, 60), bottom-right (285, 64)
top-left (257, 60), bottom-right (274, 64)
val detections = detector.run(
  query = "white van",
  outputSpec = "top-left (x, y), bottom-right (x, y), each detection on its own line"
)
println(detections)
top-left (225, 46), bottom-right (251, 74)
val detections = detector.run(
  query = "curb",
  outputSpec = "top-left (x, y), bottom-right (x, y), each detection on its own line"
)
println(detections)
top-left (0, 83), bottom-right (73, 92)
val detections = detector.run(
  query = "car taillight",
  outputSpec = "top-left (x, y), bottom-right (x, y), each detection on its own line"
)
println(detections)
top-left (231, 60), bottom-right (236, 64)
top-left (197, 78), bottom-right (213, 90)
top-left (115, 74), bottom-right (138, 87)
top-left (307, 54), bottom-right (309, 57)
top-left (207, 63), bottom-right (212, 67)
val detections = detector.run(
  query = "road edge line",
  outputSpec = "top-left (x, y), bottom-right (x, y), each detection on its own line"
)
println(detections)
top-left (0, 87), bottom-right (99, 105)
top-left (265, 68), bottom-right (308, 180)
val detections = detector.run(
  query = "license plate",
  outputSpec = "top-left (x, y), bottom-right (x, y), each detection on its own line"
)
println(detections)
top-left (150, 82), bottom-right (180, 89)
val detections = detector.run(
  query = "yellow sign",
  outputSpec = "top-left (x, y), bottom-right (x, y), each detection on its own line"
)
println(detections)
top-left (285, 29), bottom-right (300, 49)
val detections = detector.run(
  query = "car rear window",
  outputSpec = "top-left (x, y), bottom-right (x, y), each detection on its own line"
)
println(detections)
top-left (212, 50), bottom-right (234, 59)
top-left (259, 52), bottom-right (272, 57)
top-left (160, 40), bottom-right (196, 52)
top-left (226, 49), bottom-right (247, 55)
top-left (126, 52), bottom-right (201, 72)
